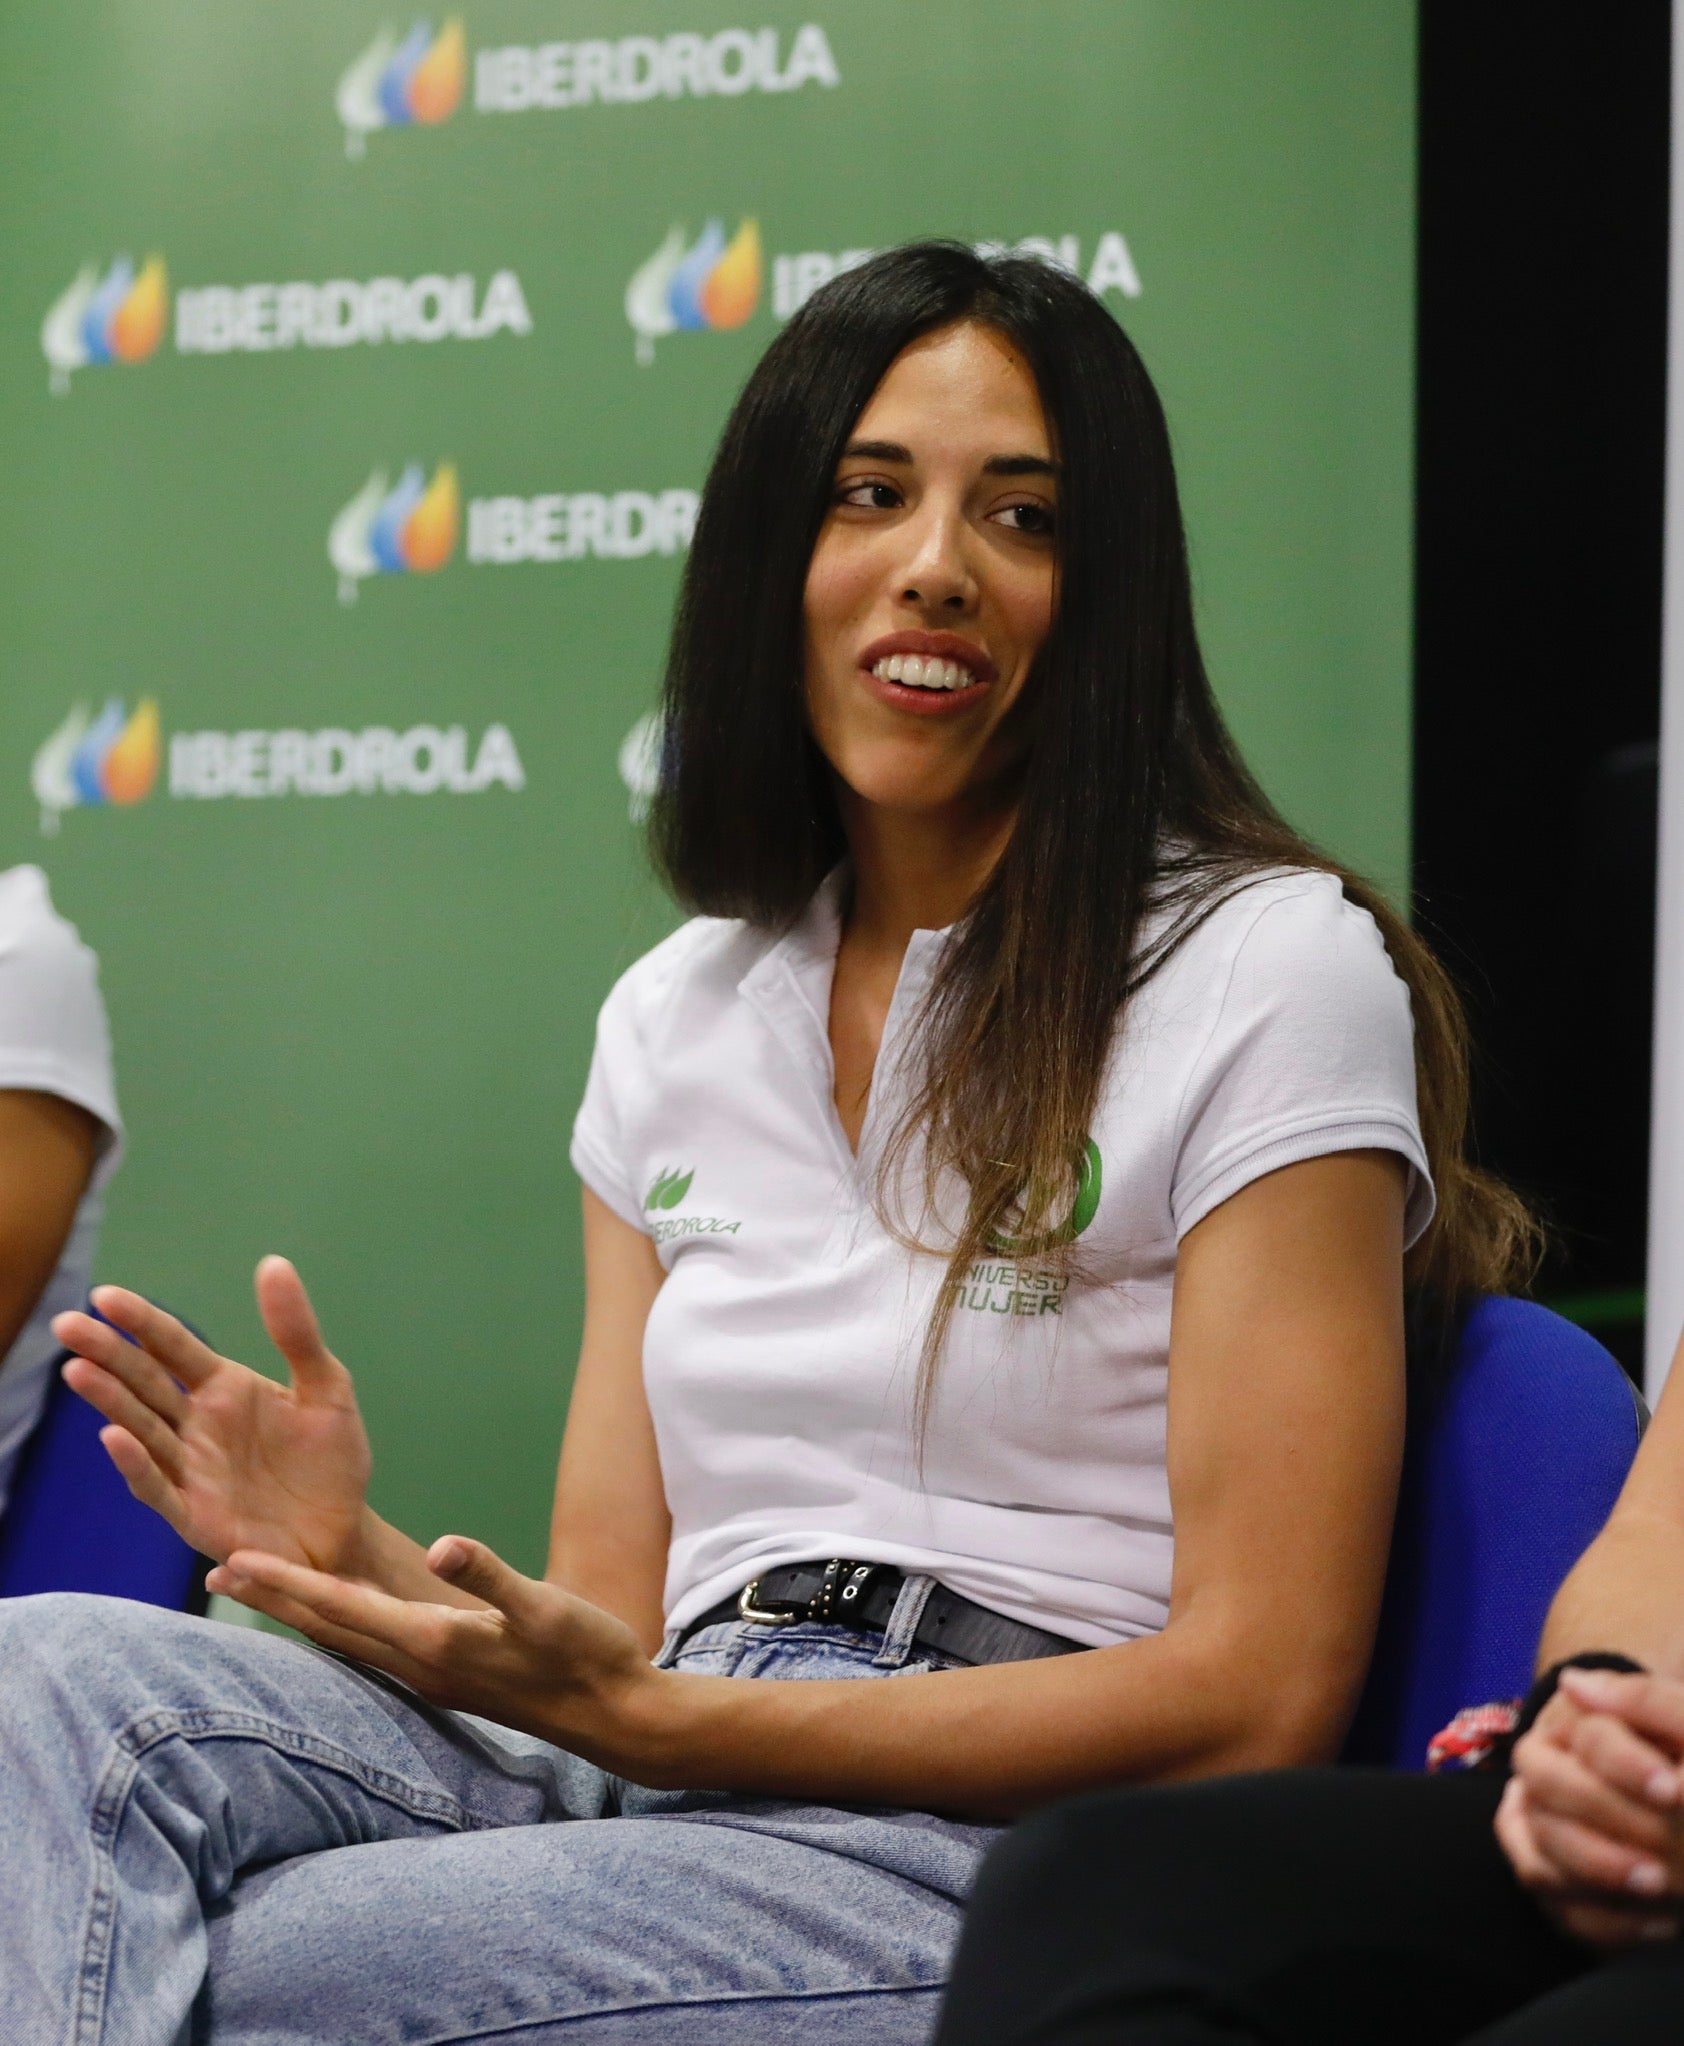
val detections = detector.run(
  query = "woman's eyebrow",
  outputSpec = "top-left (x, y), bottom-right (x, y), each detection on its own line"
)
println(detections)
top-left (982, 453), bottom-right (1060, 478)
top-left (837, 441), bottom-right (1060, 477)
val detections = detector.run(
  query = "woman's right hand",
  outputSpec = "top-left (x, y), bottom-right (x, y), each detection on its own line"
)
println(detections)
top-left (1496, 1671), bottom-right (1684, 1947)
top-left (53, 1255), bottom-right (375, 1577)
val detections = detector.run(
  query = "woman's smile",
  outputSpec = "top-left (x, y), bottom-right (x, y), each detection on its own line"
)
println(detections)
top-left (858, 628), bottom-right (997, 717)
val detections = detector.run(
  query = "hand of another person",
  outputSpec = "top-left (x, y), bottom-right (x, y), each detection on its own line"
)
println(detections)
top-left (207, 1537), bottom-right (662, 1765)
top-left (53, 1258), bottom-right (375, 1577)
top-left (1496, 1668), bottom-right (1684, 1948)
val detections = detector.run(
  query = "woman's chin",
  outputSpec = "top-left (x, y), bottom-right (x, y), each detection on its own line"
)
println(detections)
top-left (838, 771), bottom-right (996, 823)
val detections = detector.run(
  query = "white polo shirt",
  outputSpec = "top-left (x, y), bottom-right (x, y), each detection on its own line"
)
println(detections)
top-left (571, 867), bottom-right (1432, 1649)
top-left (0, 866), bottom-right (122, 1515)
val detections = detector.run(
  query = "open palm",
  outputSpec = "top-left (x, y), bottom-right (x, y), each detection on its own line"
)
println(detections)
top-left (53, 1256), bottom-right (373, 1574)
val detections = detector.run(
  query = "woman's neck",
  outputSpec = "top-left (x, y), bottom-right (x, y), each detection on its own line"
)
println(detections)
top-left (839, 793), bottom-right (1015, 954)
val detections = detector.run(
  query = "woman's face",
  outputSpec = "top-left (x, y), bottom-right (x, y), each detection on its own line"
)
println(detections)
top-left (802, 320), bottom-right (1058, 822)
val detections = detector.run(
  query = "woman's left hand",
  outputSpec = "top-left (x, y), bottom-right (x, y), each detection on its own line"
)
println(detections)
top-left (208, 1539), bottom-right (667, 1766)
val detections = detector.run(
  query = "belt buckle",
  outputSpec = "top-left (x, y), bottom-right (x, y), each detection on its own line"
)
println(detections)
top-left (736, 1578), bottom-right (804, 1626)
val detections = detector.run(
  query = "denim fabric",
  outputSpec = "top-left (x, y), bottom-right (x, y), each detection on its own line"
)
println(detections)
top-left (0, 1590), bottom-right (998, 2044)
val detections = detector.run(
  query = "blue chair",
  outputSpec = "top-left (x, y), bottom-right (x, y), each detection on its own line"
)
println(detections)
top-left (0, 1315), bottom-right (207, 1610)
top-left (1343, 1295), bottom-right (1646, 1770)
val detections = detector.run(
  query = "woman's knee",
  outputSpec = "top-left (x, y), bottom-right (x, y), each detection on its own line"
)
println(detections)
top-left (0, 1590), bottom-right (224, 1709)
top-left (0, 1589), bottom-right (140, 1664)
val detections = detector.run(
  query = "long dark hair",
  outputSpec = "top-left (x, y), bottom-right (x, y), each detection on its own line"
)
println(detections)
top-left (654, 242), bottom-right (1536, 1422)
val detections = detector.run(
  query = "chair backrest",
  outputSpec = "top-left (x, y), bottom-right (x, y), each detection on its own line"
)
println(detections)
top-left (1343, 1295), bottom-right (1644, 1770)
top-left (0, 1328), bottom-right (206, 1609)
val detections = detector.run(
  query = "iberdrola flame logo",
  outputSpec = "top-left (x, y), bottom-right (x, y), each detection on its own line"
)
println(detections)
top-left (644, 1166), bottom-right (694, 1212)
top-left (31, 699), bottom-right (161, 834)
top-left (337, 19), bottom-right (466, 157)
top-left (328, 462), bottom-right (460, 602)
top-left (41, 256), bottom-right (168, 395)
top-left (625, 220), bottom-right (762, 365)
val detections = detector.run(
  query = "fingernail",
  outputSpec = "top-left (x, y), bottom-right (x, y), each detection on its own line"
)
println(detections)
top-left (1641, 1918), bottom-right (1679, 1941)
top-left (1648, 1769), bottom-right (1681, 1805)
top-left (1628, 1862), bottom-right (1668, 1896)
top-left (1561, 1669), bottom-right (1623, 1702)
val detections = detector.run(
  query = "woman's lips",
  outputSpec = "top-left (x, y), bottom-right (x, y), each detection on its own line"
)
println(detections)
top-left (856, 631), bottom-right (997, 715)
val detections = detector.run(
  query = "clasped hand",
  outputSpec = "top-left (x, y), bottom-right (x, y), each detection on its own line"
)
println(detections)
top-left (52, 1260), bottom-right (662, 1767)
top-left (1497, 1668), bottom-right (1684, 1947)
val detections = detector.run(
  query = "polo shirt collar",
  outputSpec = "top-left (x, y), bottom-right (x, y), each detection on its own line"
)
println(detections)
top-left (737, 870), bottom-right (957, 1156)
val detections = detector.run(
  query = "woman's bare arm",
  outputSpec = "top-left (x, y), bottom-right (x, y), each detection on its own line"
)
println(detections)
top-left (0, 1089), bottom-right (97, 1361)
top-left (1495, 1332), bottom-right (1684, 1943)
top-left (546, 1188), bottom-right (671, 1654)
top-left (216, 1149), bottom-right (1407, 1817)
top-left (1537, 1336), bottom-right (1684, 1676)
top-left (613, 1146), bottom-right (1406, 1813)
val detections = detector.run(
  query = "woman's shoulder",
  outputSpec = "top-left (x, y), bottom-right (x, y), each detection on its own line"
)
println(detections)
top-left (0, 864), bottom-right (92, 963)
top-left (0, 865), bottom-right (120, 1151)
top-left (0, 864), bottom-right (110, 1031)
top-left (1148, 865), bottom-right (1399, 994)
top-left (596, 911), bottom-right (777, 1035)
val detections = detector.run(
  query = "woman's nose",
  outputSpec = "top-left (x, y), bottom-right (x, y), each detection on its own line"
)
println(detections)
top-left (896, 505), bottom-right (975, 611)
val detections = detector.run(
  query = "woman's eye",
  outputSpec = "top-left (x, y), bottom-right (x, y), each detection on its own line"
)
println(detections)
top-left (996, 501), bottom-right (1055, 536)
top-left (838, 481), bottom-right (901, 510)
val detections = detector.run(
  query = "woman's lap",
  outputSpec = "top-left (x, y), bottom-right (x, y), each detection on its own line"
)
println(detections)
top-left (0, 1593), bottom-right (991, 2045)
top-left (936, 1768), bottom-right (1684, 2046)
top-left (207, 1807), bottom-right (959, 2043)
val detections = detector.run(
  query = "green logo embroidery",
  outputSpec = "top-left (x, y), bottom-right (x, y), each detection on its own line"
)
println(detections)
top-left (643, 1163), bottom-right (743, 1245)
top-left (988, 1138), bottom-right (1103, 1255)
top-left (644, 1166), bottom-right (694, 1212)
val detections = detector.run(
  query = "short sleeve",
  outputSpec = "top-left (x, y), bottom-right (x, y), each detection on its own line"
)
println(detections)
top-left (569, 966), bottom-right (650, 1232)
top-left (1170, 874), bottom-right (1434, 1245)
top-left (0, 867), bottom-right (121, 1182)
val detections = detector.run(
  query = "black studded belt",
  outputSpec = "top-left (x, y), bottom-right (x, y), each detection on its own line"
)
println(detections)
top-left (681, 1559), bottom-right (1087, 1668)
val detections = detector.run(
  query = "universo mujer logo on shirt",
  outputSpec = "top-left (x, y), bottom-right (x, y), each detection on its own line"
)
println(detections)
top-left (953, 1141), bottom-right (1105, 1317)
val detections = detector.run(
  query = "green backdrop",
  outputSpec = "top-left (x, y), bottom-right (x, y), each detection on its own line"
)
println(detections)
top-left (0, 1), bottom-right (1416, 1570)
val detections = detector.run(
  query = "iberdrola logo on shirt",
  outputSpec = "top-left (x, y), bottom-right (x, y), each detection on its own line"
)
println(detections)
top-left (956, 1138), bottom-right (1103, 1318)
top-left (643, 1164), bottom-right (743, 1245)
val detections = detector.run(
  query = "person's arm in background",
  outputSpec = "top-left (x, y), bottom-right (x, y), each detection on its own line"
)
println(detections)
top-left (0, 1090), bottom-right (98, 1362)
top-left (1495, 1327), bottom-right (1684, 1944)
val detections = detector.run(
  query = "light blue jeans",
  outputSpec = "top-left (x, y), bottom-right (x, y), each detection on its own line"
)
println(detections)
top-left (0, 1586), bottom-right (998, 2044)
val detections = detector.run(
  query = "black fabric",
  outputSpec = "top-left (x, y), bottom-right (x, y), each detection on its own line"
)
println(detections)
top-left (685, 1563), bottom-right (1086, 1667)
top-left (934, 1770), bottom-right (1684, 2045)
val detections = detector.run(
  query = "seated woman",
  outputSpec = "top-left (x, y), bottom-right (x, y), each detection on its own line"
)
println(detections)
top-left (934, 1346), bottom-right (1684, 2046)
top-left (3, 244), bottom-right (1526, 2044)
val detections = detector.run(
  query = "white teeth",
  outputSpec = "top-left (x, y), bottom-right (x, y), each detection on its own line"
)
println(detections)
top-left (872, 654), bottom-right (974, 691)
